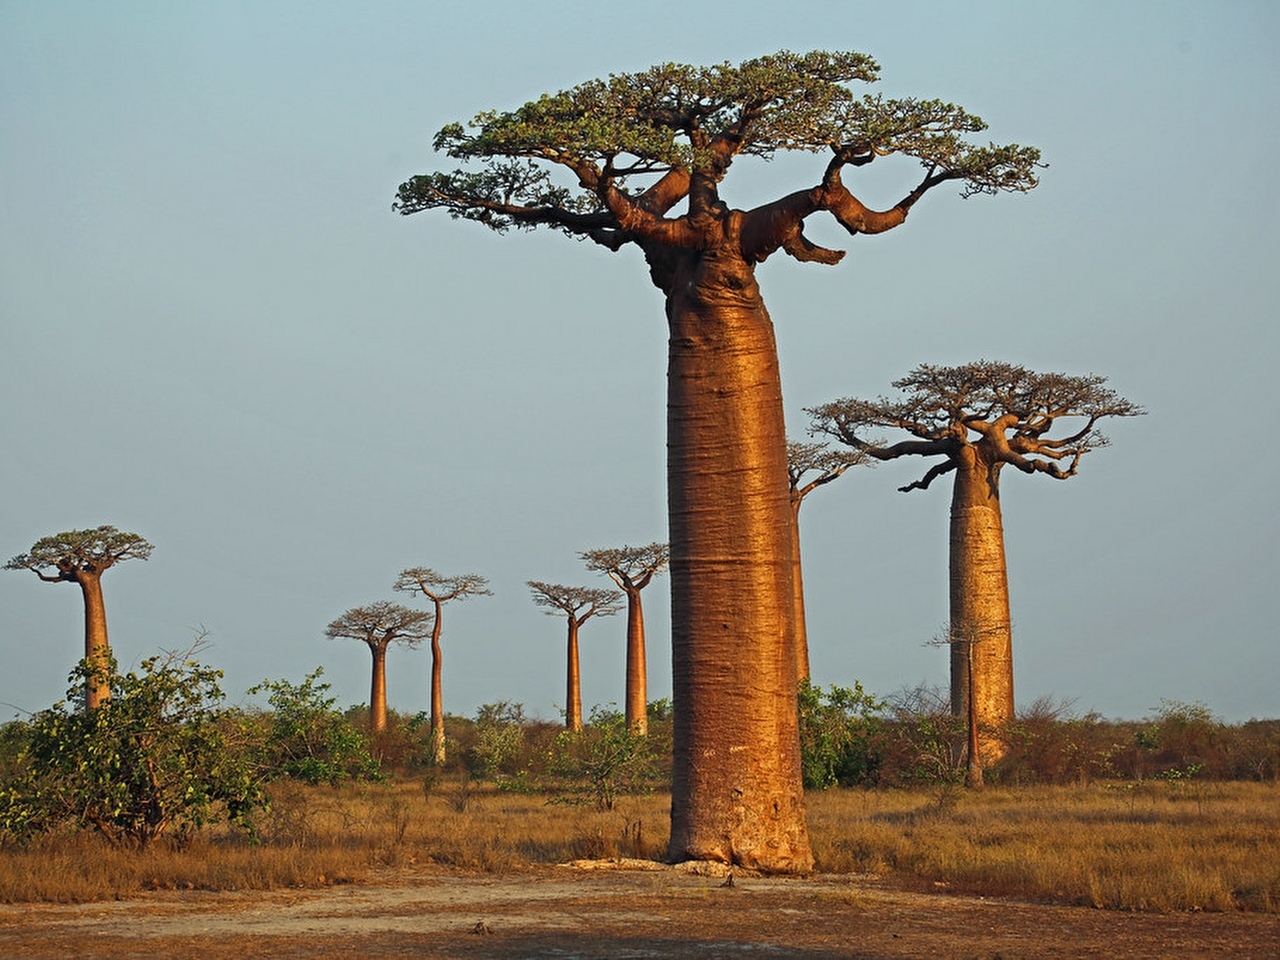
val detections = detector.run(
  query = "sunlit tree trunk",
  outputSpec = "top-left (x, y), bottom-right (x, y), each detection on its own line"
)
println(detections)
top-left (788, 499), bottom-right (810, 681)
top-left (949, 447), bottom-right (1014, 762)
top-left (664, 242), bottom-right (812, 873)
top-left (428, 608), bottom-right (445, 764)
top-left (623, 587), bottom-right (648, 735)
top-left (566, 618), bottom-right (583, 732)
top-left (78, 573), bottom-right (111, 710)
top-left (369, 644), bottom-right (388, 734)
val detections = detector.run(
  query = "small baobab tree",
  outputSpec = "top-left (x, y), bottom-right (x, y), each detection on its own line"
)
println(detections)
top-left (325, 601), bottom-right (433, 734)
top-left (580, 542), bottom-right (669, 735)
top-left (397, 51), bottom-right (1040, 870)
top-left (787, 441), bottom-right (868, 681)
top-left (5, 525), bottom-right (154, 710)
top-left (393, 567), bottom-right (492, 764)
top-left (808, 361), bottom-right (1143, 761)
top-left (527, 581), bottom-right (623, 732)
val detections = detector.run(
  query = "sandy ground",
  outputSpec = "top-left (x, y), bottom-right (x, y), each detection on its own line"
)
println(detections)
top-left (1, 860), bottom-right (1277, 958)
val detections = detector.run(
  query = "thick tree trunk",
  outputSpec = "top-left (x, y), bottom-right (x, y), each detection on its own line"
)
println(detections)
top-left (566, 619), bottom-right (582, 732)
top-left (430, 619), bottom-right (445, 764)
top-left (78, 574), bottom-right (111, 710)
top-left (624, 588), bottom-right (648, 735)
top-left (949, 449), bottom-right (1014, 762)
top-left (664, 239), bottom-right (812, 873)
top-left (789, 500), bottom-right (810, 681)
top-left (369, 644), bottom-right (388, 734)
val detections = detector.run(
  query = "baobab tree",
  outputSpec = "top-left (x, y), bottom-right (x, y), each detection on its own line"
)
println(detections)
top-left (5, 525), bottom-right (153, 710)
top-left (396, 51), bottom-right (1040, 871)
top-left (325, 601), bottom-right (433, 734)
top-left (580, 542), bottom-right (669, 735)
top-left (808, 361), bottom-right (1142, 763)
top-left (787, 441), bottom-right (868, 681)
top-left (527, 581), bottom-right (623, 733)
top-left (393, 567), bottom-right (492, 764)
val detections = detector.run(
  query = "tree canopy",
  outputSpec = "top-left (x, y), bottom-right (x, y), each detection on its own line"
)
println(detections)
top-left (5, 526), bottom-right (153, 582)
top-left (527, 582), bottom-right (624, 621)
top-left (807, 361), bottom-right (1144, 492)
top-left (325, 602), bottom-right (434, 650)
top-left (395, 51), bottom-right (1042, 267)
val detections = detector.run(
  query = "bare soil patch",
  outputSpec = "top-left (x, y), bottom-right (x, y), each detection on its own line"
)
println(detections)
top-left (2, 860), bottom-right (1276, 958)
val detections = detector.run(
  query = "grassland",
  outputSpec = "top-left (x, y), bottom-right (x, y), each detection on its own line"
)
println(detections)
top-left (2, 777), bottom-right (1276, 913)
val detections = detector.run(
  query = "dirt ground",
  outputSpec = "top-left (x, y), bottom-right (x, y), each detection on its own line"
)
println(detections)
top-left (1, 860), bottom-right (1276, 959)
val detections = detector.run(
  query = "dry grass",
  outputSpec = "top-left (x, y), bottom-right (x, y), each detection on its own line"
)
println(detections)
top-left (807, 780), bottom-right (1280, 911)
top-left (3, 778), bottom-right (1277, 912)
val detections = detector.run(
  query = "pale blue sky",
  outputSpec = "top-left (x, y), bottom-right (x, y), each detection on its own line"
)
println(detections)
top-left (2, 1), bottom-right (1276, 724)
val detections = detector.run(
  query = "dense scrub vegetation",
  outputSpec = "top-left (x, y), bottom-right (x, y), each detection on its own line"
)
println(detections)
top-left (1, 654), bottom-right (1277, 910)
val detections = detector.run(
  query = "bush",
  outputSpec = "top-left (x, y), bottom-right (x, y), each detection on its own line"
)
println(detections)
top-left (797, 679), bottom-right (886, 788)
top-left (1, 650), bottom-right (266, 848)
top-left (546, 707), bottom-right (665, 810)
top-left (245, 669), bottom-right (382, 785)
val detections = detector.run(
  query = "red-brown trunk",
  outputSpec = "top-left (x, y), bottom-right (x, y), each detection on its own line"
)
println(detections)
top-left (790, 499), bottom-right (809, 682)
top-left (78, 574), bottom-right (111, 710)
top-left (369, 644), bottom-right (388, 734)
top-left (624, 588), bottom-right (648, 735)
top-left (949, 448), bottom-right (1014, 762)
top-left (566, 618), bottom-right (582, 732)
top-left (430, 605), bottom-right (445, 763)
top-left (664, 233), bottom-right (812, 873)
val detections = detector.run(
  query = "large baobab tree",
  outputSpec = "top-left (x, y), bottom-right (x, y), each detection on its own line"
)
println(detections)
top-left (5, 525), bottom-right (153, 710)
top-left (809, 361), bottom-right (1142, 764)
top-left (787, 441), bottom-right (868, 681)
top-left (325, 601), bottom-right (433, 734)
top-left (527, 581), bottom-right (623, 733)
top-left (580, 542), bottom-right (669, 735)
top-left (393, 567), bottom-right (492, 764)
top-left (396, 51), bottom-right (1040, 871)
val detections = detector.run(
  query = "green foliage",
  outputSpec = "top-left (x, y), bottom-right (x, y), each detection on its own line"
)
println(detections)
top-left (546, 707), bottom-right (664, 811)
top-left (246, 669), bottom-right (382, 786)
top-left (465, 701), bottom-right (528, 782)
top-left (396, 50), bottom-right (1042, 229)
top-left (4, 524), bottom-right (153, 578)
top-left (0, 652), bottom-right (264, 848)
top-left (797, 680), bottom-right (887, 789)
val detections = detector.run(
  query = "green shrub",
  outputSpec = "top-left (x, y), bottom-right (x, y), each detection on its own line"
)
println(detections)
top-left (1, 651), bottom-right (265, 848)
top-left (246, 669), bottom-right (382, 785)
top-left (798, 679), bottom-right (887, 789)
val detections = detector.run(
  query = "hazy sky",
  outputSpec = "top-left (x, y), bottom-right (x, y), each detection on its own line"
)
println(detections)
top-left (2, 1), bottom-right (1276, 725)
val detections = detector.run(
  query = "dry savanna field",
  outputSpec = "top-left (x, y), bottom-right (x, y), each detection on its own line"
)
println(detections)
top-left (3, 778), bottom-right (1278, 957)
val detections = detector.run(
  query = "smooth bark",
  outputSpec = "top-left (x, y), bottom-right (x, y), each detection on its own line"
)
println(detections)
top-left (949, 448), bottom-right (1014, 758)
top-left (78, 574), bottom-right (111, 710)
top-left (370, 644), bottom-right (389, 734)
top-left (662, 235), bottom-right (811, 872)
top-left (623, 588), bottom-right (648, 735)
top-left (789, 499), bottom-right (810, 682)
top-left (566, 618), bottom-right (583, 732)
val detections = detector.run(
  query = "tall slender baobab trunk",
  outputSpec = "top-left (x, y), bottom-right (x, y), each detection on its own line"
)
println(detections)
top-left (428, 620), bottom-right (445, 763)
top-left (78, 573), bottom-right (112, 710)
top-left (949, 447), bottom-right (1014, 760)
top-left (788, 499), bottom-right (810, 682)
top-left (662, 233), bottom-right (812, 873)
top-left (565, 618), bottom-right (583, 733)
top-left (369, 644), bottom-right (389, 734)
top-left (622, 588), bottom-right (648, 736)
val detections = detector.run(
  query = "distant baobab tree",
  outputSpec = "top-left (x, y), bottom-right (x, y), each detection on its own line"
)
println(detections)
top-left (394, 567), bottom-right (492, 764)
top-left (397, 51), bottom-right (1040, 871)
top-left (325, 601), bottom-right (433, 734)
top-left (580, 542), bottom-right (669, 735)
top-left (527, 581), bottom-right (623, 732)
top-left (5, 525), bottom-right (153, 710)
top-left (787, 441), bottom-right (868, 681)
top-left (809, 361), bottom-right (1142, 760)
